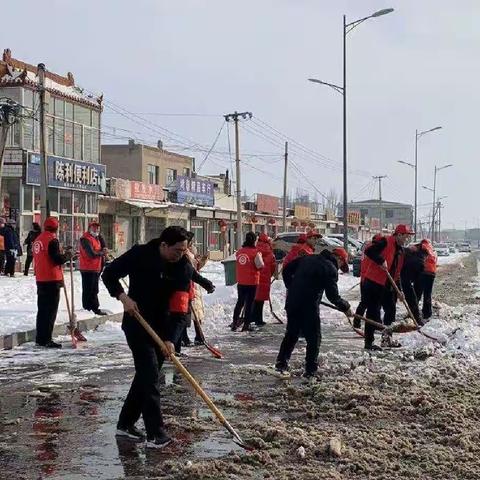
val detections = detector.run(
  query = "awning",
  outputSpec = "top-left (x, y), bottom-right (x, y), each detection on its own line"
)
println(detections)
top-left (124, 200), bottom-right (168, 209)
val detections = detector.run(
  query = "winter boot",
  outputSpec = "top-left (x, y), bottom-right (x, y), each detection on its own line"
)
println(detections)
top-left (116, 424), bottom-right (145, 441)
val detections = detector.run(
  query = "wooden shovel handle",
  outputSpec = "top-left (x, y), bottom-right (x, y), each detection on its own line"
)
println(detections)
top-left (385, 270), bottom-right (418, 326)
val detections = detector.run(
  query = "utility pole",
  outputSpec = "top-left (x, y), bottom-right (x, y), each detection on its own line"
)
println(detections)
top-left (437, 201), bottom-right (442, 242)
top-left (224, 111), bottom-right (252, 250)
top-left (373, 175), bottom-right (387, 231)
top-left (38, 64), bottom-right (51, 223)
top-left (0, 98), bottom-right (21, 214)
top-left (282, 141), bottom-right (288, 232)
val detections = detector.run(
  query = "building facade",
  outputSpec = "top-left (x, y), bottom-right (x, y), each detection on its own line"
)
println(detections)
top-left (0, 49), bottom-right (104, 247)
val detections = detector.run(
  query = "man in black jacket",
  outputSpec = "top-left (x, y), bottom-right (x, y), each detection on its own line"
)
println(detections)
top-left (275, 248), bottom-right (352, 378)
top-left (102, 226), bottom-right (214, 449)
top-left (23, 222), bottom-right (41, 276)
top-left (4, 219), bottom-right (21, 277)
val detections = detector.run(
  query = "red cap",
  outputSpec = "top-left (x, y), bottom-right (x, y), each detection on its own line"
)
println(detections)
top-left (306, 231), bottom-right (322, 239)
top-left (332, 247), bottom-right (349, 273)
top-left (394, 224), bottom-right (415, 235)
top-left (44, 216), bottom-right (59, 231)
top-left (298, 234), bottom-right (307, 243)
top-left (88, 221), bottom-right (100, 229)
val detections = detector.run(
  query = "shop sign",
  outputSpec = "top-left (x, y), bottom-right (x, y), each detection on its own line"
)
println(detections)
top-left (130, 181), bottom-right (164, 201)
top-left (26, 154), bottom-right (106, 194)
top-left (114, 178), bottom-right (131, 200)
top-left (256, 194), bottom-right (279, 215)
top-left (370, 218), bottom-right (381, 229)
top-left (347, 210), bottom-right (361, 225)
top-left (294, 205), bottom-right (311, 220)
top-left (176, 176), bottom-right (214, 207)
top-left (192, 209), bottom-right (214, 219)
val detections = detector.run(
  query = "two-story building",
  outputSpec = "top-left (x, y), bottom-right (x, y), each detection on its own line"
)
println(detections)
top-left (0, 48), bottom-right (104, 246)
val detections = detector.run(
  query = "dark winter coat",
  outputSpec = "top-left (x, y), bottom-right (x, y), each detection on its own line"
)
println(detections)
top-left (3, 225), bottom-right (20, 251)
top-left (102, 239), bottom-right (214, 343)
top-left (400, 247), bottom-right (427, 285)
top-left (24, 228), bottom-right (41, 256)
top-left (283, 250), bottom-right (350, 316)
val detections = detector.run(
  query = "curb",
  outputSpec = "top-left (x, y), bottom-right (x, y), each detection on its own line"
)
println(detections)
top-left (0, 313), bottom-right (123, 351)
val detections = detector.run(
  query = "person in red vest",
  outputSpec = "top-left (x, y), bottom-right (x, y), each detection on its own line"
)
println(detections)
top-left (80, 221), bottom-right (108, 315)
top-left (282, 231), bottom-right (321, 269)
top-left (415, 239), bottom-right (437, 321)
top-left (354, 233), bottom-right (384, 328)
top-left (33, 217), bottom-right (73, 348)
top-left (231, 231), bottom-right (264, 332)
top-left (360, 224), bottom-right (414, 350)
top-left (252, 233), bottom-right (276, 327)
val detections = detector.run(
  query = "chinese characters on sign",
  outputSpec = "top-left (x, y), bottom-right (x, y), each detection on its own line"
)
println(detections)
top-left (347, 210), bottom-right (361, 225)
top-left (130, 181), bottom-right (164, 201)
top-left (26, 155), bottom-right (106, 194)
top-left (294, 205), bottom-right (311, 220)
top-left (176, 176), bottom-right (214, 207)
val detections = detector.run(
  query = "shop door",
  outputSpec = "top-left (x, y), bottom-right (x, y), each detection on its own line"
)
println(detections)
top-left (115, 216), bottom-right (130, 254)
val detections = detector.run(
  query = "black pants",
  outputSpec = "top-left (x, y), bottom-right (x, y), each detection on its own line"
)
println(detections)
top-left (402, 277), bottom-right (421, 322)
top-left (81, 271), bottom-right (100, 311)
top-left (119, 321), bottom-right (185, 437)
top-left (415, 274), bottom-right (435, 319)
top-left (252, 300), bottom-right (265, 325)
top-left (5, 251), bottom-right (16, 276)
top-left (36, 282), bottom-right (61, 345)
top-left (276, 309), bottom-right (321, 375)
top-left (362, 280), bottom-right (397, 346)
top-left (175, 312), bottom-right (193, 353)
top-left (354, 284), bottom-right (367, 328)
top-left (232, 284), bottom-right (256, 328)
top-left (24, 254), bottom-right (34, 275)
top-left (0, 251), bottom-right (5, 274)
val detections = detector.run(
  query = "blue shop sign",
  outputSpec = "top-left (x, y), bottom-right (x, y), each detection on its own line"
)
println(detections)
top-left (26, 154), bottom-right (107, 194)
top-left (176, 176), bottom-right (214, 207)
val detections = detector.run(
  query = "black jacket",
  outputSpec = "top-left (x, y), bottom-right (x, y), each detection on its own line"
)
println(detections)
top-left (401, 247), bottom-right (426, 285)
top-left (3, 225), bottom-right (20, 251)
top-left (24, 229), bottom-right (41, 256)
top-left (102, 239), bottom-right (213, 341)
top-left (283, 250), bottom-right (350, 315)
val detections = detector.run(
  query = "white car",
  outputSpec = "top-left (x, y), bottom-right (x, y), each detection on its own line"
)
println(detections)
top-left (457, 242), bottom-right (471, 253)
top-left (434, 243), bottom-right (450, 256)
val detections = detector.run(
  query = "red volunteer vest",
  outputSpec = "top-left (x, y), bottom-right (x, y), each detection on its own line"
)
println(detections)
top-left (79, 232), bottom-right (102, 272)
top-left (424, 251), bottom-right (437, 274)
top-left (283, 243), bottom-right (314, 268)
top-left (361, 235), bottom-right (404, 286)
top-left (236, 246), bottom-right (260, 286)
top-left (33, 231), bottom-right (64, 282)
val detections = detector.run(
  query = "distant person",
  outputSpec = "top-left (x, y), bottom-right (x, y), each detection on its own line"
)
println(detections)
top-left (23, 222), bottom-right (42, 275)
top-left (282, 231), bottom-right (321, 269)
top-left (3, 219), bottom-right (21, 277)
top-left (79, 221), bottom-right (108, 315)
top-left (33, 217), bottom-right (73, 348)
top-left (0, 217), bottom-right (5, 274)
top-left (231, 232), bottom-right (264, 332)
top-left (252, 233), bottom-right (276, 327)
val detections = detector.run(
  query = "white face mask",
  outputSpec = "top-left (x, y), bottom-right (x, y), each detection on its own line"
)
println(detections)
top-left (89, 229), bottom-right (99, 237)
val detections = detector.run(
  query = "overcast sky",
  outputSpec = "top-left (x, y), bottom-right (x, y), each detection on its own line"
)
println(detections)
top-left (3, 0), bottom-right (478, 229)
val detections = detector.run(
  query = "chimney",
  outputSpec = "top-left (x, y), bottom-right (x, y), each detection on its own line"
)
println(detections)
top-left (128, 139), bottom-right (135, 148)
top-left (157, 139), bottom-right (163, 150)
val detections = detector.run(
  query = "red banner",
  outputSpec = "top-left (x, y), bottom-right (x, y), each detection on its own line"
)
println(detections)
top-left (256, 194), bottom-right (279, 215)
top-left (130, 181), bottom-right (164, 201)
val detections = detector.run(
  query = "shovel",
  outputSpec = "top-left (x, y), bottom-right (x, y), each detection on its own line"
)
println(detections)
top-left (191, 307), bottom-right (224, 359)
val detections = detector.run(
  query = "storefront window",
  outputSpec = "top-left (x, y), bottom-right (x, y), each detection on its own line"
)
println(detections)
top-left (86, 194), bottom-right (98, 214)
top-left (59, 216), bottom-right (73, 247)
top-left (33, 187), bottom-right (40, 210)
top-left (73, 217), bottom-right (84, 247)
top-left (145, 217), bottom-right (166, 242)
top-left (208, 221), bottom-right (222, 251)
top-left (73, 124), bottom-right (82, 160)
top-left (47, 115), bottom-right (54, 154)
top-left (191, 220), bottom-right (206, 254)
top-left (48, 188), bottom-right (59, 212)
top-left (65, 121), bottom-right (74, 158)
top-left (54, 118), bottom-right (65, 156)
top-left (22, 215), bottom-right (33, 237)
top-left (23, 185), bottom-right (33, 212)
top-left (73, 192), bottom-right (85, 213)
top-left (59, 190), bottom-right (72, 214)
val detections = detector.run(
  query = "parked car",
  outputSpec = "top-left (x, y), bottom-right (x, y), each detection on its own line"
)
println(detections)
top-left (328, 234), bottom-right (363, 251)
top-left (272, 232), bottom-right (341, 261)
top-left (434, 243), bottom-right (450, 256)
top-left (448, 244), bottom-right (456, 253)
top-left (352, 243), bottom-right (367, 277)
top-left (457, 242), bottom-right (471, 253)
top-left (324, 236), bottom-right (358, 262)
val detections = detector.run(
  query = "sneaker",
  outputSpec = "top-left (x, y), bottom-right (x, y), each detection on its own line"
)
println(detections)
top-left (365, 343), bottom-right (382, 352)
top-left (116, 425), bottom-right (145, 441)
top-left (241, 324), bottom-right (256, 332)
top-left (93, 309), bottom-right (108, 316)
top-left (45, 341), bottom-right (62, 349)
top-left (146, 430), bottom-right (172, 449)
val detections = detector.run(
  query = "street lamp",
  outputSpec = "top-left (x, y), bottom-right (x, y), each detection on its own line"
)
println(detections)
top-left (422, 163), bottom-right (452, 241)
top-left (400, 126), bottom-right (442, 241)
top-left (308, 8), bottom-right (394, 252)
